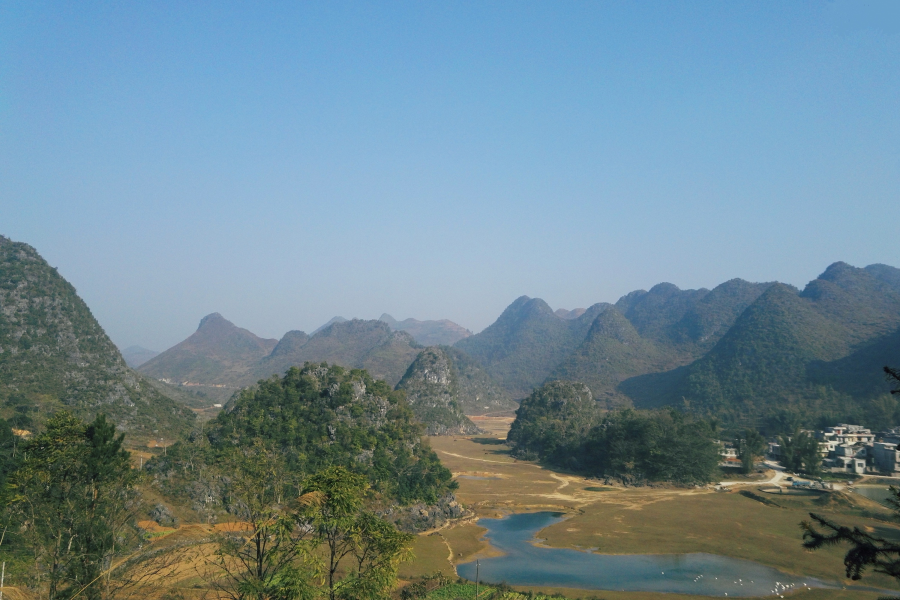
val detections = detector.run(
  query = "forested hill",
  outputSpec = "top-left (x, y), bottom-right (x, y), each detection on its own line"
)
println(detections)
top-left (0, 236), bottom-right (195, 437)
top-left (395, 346), bottom-right (516, 435)
top-left (621, 263), bottom-right (900, 430)
top-left (453, 297), bottom-right (609, 398)
top-left (150, 363), bottom-right (457, 523)
top-left (456, 262), bottom-right (900, 431)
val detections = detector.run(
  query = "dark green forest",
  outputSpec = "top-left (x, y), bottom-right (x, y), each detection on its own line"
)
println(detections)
top-left (149, 363), bottom-right (457, 515)
top-left (507, 381), bottom-right (721, 484)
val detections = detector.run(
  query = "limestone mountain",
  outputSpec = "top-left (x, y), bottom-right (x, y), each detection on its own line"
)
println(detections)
top-left (379, 313), bottom-right (471, 346)
top-left (312, 316), bottom-right (347, 335)
top-left (442, 346), bottom-right (517, 414)
top-left (139, 313), bottom-right (277, 387)
top-left (0, 236), bottom-right (195, 436)
top-left (547, 308), bottom-right (673, 409)
top-left (395, 348), bottom-right (480, 435)
top-left (621, 264), bottom-right (900, 429)
top-left (120, 345), bottom-right (159, 368)
top-left (257, 319), bottom-right (420, 387)
top-left (453, 297), bottom-right (609, 398)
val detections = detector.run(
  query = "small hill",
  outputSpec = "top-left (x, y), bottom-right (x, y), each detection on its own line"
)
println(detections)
top-left (454, 297), bottom-right (608, 398)
top-left (380, 313), bottom-right (471, 346)
top-left (121, 345), bottom-right (159, 368)
top-left (139, 313), bottom-right (277, 386)
top-left (442, 347), bottom-right (517, 414)
top-left (257, 319), bottom-right (420, 387)
top-left (149, 363), bottom-right (459, 522)
top-left (395, 348), bottom-right (480, 435)
top-left (0, 236), bottom-right (195, 437)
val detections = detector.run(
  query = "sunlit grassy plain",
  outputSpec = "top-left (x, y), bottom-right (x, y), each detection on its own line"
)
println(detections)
top-left (398, 416), bottom-right (900, 599)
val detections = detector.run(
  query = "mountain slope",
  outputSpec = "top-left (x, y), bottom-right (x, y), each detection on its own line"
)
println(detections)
top-left (139, 313), bottom-right (277, 386)
top-left (380, 314), bottom-right (471, 346)
top-left (621, 265), bottom-right (900, 428)
top-left (547, 308), bottom-right (672, 409)
top-left (0, 236), bottom-right (195, 436)
top-left (395, 348), bottom-right (480, 435)
top-left (256, 319), bottom-right (420, 387)
top-left (454, 297), bottom-right (608, 398)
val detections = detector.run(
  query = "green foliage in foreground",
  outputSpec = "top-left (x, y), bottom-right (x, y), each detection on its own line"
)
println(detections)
top-left (508, 381), bottom-right (721, 484)
top-left (416, 582), bottom-right (599, 600)
top-left (150, 363), bottom-right (457, 511)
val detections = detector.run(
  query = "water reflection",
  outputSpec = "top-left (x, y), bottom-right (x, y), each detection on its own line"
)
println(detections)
top-left (457, 512), bottom-right (833, 597)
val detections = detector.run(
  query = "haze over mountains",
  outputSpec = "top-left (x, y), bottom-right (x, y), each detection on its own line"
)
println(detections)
top-left (0, 236), bottom-right (195, 436)
top-left (135, 258), bottom-right (900, 432)
top-left (7, 229), bottom-right (897, 437)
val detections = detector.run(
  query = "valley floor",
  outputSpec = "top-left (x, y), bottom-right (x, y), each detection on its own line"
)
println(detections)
top-left (399, 419), bottom-right (900, 599)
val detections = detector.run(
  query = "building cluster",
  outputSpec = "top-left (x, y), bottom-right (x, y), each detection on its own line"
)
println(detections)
top-left (769, 424), bottom-right (900, 474)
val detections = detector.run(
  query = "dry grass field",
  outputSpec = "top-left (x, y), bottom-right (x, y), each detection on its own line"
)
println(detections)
top-left (412, 426), bottom-right (900, 599)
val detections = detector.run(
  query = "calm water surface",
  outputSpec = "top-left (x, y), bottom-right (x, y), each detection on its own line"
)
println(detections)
top-left (853, 485), bottom-right (894, 505)
top-left (457, 512), bottom-right (834, 597)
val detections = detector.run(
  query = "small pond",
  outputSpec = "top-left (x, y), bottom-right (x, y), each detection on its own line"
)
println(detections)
top-left (457, 512), bottom-right (834, 597)
top-left (853, 485), bottom-right (894, 506)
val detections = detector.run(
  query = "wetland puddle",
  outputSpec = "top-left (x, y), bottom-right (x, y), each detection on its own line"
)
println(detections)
top-left (457, 512), bottom-right (835, 597)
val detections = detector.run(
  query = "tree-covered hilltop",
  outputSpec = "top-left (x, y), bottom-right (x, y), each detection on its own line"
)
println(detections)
top-left (395, 348), bottom-right (481, 435)
top-left (0, 236), bottom-right (195, 437)
top-left (379, 313), bottom-right (472, 346)
top-left (507, 380), bottom-right (720, 484)
top-left (149, 363), bottom-right (457, 516)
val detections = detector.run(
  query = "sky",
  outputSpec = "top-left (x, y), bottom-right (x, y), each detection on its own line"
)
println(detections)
top-left (2, 1), bottom-right (899, 351)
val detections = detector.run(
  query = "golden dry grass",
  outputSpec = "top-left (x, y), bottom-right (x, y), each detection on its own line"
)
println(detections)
top-left (420, 427), bottom-right (900, 597)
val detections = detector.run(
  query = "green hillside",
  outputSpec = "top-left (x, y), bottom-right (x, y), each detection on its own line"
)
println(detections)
top-left (621, 265), bottom-right (900, 431)
top-left (547, 308), bottom-right (672, 409)
top-left (149, 363), bottom-right (457, 517)
top-left (395, 348), bottom-right (480, 435)
top-left (0, 236), bottom-right (195, 437)
top-left (453, 297), bottom-right (607, 398)
top-left (442, 346), bottom-right (517, 414)
top-left (257, 319), bottom-right (421, 386)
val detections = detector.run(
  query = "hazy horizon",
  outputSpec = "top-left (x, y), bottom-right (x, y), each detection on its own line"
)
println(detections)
top-left (3, 2), bottom-right (898, 351)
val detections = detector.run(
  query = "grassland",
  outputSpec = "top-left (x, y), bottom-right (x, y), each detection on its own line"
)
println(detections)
top-left (406, 424), bottom-right (900, 599)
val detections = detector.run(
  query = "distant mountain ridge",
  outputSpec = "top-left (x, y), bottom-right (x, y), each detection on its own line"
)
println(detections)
top-left (457, 262), bottom-right (900, 430)
top-left (0, 235), bottom-right (195, 437)
top-left (140, 317), bottom-right (424, 396)
top-left (379, 313), bottom-right (471, 346)
top-left (121, 345), bottom-right (159, 368)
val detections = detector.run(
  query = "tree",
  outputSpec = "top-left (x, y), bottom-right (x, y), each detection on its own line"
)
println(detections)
top-left (211, 439), bottom-right (318, 600)
top-left (9, 412), bottom-right (138, 600)
top-left (735, 428), bottom-right (767, 474)
top-left (296, 466), bottom-right (413, 600)
top-left (778, 429), bottom-right (821, 476)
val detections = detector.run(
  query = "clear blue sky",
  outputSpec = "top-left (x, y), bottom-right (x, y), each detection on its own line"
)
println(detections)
top-left (2, 1), bottom-right (898, 351)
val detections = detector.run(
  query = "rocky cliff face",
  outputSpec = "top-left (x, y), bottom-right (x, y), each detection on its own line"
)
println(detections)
top-left (0, 236), bottom-right (195, 437)
top-left (396, 347), bottom-right (481, 435)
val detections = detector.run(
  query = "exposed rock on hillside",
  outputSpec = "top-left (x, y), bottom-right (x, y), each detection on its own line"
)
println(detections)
top-left (396, 348), bottom-right (480, 435)
top-left (0, 236), bottom-right (195, 436)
